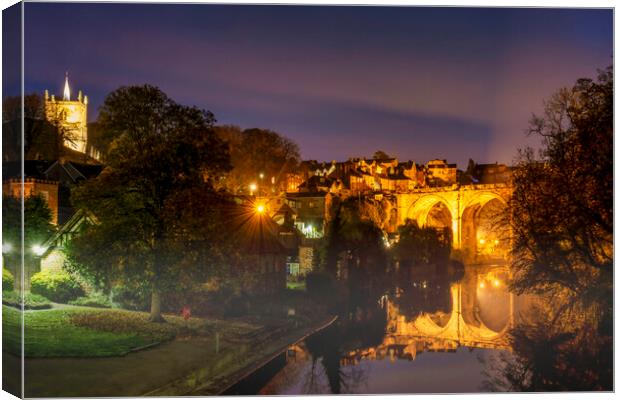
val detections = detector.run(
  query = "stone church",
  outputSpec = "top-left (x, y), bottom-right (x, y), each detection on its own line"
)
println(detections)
top-left (44, 73), bottom-right (100, 161)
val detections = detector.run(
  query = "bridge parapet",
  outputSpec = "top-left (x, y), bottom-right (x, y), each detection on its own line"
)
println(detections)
top-left (395, 182), bottom-right (511, 195)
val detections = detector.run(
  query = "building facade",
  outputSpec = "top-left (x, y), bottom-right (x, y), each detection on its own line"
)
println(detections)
top-left (3, 177), bottom-right (59, 225)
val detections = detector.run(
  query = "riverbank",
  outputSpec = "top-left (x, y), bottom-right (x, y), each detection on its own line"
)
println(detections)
top-left (145, 314), bottom-right (337, 396)
top-left (4, 306), bottom-right (333, 397)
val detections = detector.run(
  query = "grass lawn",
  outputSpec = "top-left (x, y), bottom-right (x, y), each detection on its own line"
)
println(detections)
top-left (2, 305), bottom-right (211, 358)
top-left (286, 281), bottom-right (306, 291)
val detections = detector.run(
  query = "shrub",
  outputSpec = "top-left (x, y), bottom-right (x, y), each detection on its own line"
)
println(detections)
top-left (68, 293), bottom-right (112, 308)
top-left (305, 271), bottom-right (337, 303)
top-left (111, 285), bottom-right (149, 311)
top-left (2, 291), bottom-right (52, 310)
top-left (30, 270), bottom-right (84, 303)
top-left (3, 268), bottom-right (14, 291)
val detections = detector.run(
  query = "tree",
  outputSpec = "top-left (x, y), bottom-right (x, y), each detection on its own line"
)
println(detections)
top-left (508, 67), bottom-right (612, 313)
top-left (2, 194), bottom-right (55, 289)
top-left (83, 121), bottom-right (112, 161)
top-left (214, 125), bottom-right (300, 194)
top-left (358, 197), bottom-right (392, 232)
top-left (372, 150), bottom-right (390, 160)
top-left (495, 67), bottom-right (613, 391)
top-left (391, 219), bottom-right (451, 268)
top-left (320, 198), bottom-right (387, 292)
top-left (2, 93), bottom-right (70, 161)
top-left (68, 85), bottom-right (232, 321)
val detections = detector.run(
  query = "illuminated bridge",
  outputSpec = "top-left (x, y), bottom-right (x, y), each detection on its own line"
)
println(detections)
top-left (394, 183), bottom-right (513, 263)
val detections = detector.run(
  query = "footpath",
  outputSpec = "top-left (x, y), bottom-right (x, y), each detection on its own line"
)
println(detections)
top-left (11, 314), bottom-right (335, 397)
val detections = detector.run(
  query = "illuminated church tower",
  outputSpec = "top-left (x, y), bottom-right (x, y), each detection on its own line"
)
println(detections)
top-left (44, 73), bottom-right (88, 154)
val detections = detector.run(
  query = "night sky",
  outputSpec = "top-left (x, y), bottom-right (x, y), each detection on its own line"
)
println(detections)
top-left (21, 3), bottom-right (612, 167)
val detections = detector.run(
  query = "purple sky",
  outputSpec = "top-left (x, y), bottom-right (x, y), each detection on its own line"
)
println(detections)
top-left (21, 4), bottom-right (612, 167)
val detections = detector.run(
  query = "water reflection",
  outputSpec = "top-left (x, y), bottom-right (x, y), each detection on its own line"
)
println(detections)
top-left (259, 264), bottom-right (528, 394)
top-left (388, 265), bottom-right (514, 350)
top-left (480, 284), bottom-right (613, 392)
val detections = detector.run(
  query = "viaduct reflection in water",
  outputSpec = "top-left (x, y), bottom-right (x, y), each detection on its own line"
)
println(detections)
top-left (257, 265), bottom-right (535, 394)
top-left (344, 265), bottom-right (516, 365)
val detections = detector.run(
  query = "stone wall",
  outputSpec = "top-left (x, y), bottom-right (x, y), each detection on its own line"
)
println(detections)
top-left (41, 249), bottom-right (66, 273)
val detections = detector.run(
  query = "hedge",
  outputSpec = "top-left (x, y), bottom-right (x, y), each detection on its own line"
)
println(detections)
top-left (3, 268), bottom-right (14, 291)
top-left (30, 270), bottom-right (84, 303)
top-left (2, 291), bottom-right (52, 310)
top-left (69, 294), bottom-right (112, 309)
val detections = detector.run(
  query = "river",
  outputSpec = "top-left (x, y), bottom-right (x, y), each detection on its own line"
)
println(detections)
top-left (225, 264), bottom-right (538, 394)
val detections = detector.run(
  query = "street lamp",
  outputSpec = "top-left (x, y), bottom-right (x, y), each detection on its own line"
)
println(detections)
top-left (32, 245), bottom-right (46, 256)
top-left (249, 183), bottom-right (257, 196)
top-left (256, 204), bottom-right (266, 214)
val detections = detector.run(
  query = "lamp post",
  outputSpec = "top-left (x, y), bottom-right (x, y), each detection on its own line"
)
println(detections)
top-left (255, 203), bottom-right (266, 294)
top-left (2, 243), bottom-right (12, 288)
top-left (2, 243), bottom-right (12, 254)
top-left (258, 173), bottom-right (264, 196)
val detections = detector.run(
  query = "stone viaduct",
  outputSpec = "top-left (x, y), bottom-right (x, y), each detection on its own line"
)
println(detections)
top-left (392, 183), bottom-right (513, 263)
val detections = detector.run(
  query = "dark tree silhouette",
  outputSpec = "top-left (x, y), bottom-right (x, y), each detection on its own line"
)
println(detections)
top-left (509, 66), bottom-right (612, 314)
top-left (67, 85), bottom-right (232, 322)
top-left (2, 93), bottom-right (72, 161)
top-left (372, 150), bottom-right (391, 160)
top-left (214, 125), bottom-right (300, 194)
top-left (391, 219), bottom-right (451, 269)
top-left (486, 67), bottom-right (613, 391)
top-left (320, 198), bottom-right (387, 282)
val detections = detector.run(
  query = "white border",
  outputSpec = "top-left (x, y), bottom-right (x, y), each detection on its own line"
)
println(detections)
top-left (0, 1), bottom-right (616, 400)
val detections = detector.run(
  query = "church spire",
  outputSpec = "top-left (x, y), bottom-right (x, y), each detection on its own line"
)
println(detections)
top-left (63, 72), bottom-right (71, 101)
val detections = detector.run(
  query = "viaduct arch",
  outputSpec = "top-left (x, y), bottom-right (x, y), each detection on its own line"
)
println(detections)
top-left (395, 183), bottom-right (512, 263)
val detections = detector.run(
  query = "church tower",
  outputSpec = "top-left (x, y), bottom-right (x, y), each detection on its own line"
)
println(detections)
top-left (44, 73), bottom-right (88, 154)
